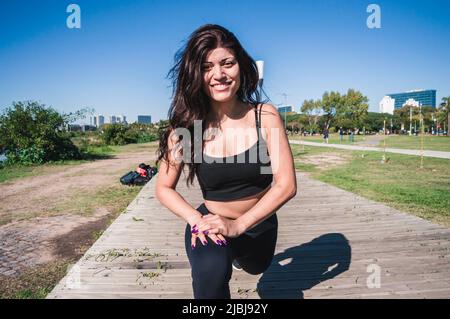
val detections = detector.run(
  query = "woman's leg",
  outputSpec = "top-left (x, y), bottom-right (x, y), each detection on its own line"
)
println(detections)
top-left (231, 214), bottom-right (278, 275)
top-left (185, 203), bottom-right (233, 299)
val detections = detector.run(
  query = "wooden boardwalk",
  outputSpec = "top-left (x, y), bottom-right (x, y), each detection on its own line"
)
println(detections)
top-left (47, 172), bottom-right (450, 299)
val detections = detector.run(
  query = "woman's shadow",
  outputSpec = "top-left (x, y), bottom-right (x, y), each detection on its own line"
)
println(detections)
top-left (257, 233), bottom-right (351, 299)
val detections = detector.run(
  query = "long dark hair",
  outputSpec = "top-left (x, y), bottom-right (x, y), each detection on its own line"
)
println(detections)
top-left (156, 24), bottom-right (265, 187)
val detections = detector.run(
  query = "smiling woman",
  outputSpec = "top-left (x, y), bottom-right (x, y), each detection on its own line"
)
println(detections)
top-left (155, 24), bottom-right (296, 299)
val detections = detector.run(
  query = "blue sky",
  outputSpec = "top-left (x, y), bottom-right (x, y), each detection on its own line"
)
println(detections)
top-left (0, 0), bottom-right (449, 123)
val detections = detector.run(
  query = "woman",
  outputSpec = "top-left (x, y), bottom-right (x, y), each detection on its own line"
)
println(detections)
top-left (155, 24), bottom-right (296, 299)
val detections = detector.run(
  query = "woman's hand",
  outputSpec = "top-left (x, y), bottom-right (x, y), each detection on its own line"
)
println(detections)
top-left (197, 214), bottom-right (244, 239)
top-left (189, 215), bottom-right (228, 249)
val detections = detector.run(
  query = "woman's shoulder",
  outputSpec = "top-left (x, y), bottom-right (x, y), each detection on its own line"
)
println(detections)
top-left (257, 103), bottom-right (281, 128)
top-left (257, 103), bottom-right (278, 114)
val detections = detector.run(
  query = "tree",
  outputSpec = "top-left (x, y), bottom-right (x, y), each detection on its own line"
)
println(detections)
top-left (439, 96), bottom-right (450, 134)
top-left (301, 99), bottom-right (321, 134)
top-left (62, 107), bottom-right (95, 127)
top-left (320, 91), bottom-right (342, 129)
top-left (339, 89), bottom-right (369, 129)
top-left (0, 101), bottom-right (81, 164)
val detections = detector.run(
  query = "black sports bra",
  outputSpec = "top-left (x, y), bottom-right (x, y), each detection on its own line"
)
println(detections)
top-left (195, 104), bottom-right (273, 201)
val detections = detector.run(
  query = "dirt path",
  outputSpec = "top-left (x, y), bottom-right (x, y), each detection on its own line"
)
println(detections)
top-left (0, 143), bottom-right (158, 278)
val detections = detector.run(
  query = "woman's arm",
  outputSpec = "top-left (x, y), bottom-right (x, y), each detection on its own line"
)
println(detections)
top-left (236, 103), bottom-right (297, 231)
top-left (155, 130), bottom-right (202, 227)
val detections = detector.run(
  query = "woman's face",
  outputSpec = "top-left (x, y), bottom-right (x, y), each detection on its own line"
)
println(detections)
top-left (202, 47), bottom-right (240, 103)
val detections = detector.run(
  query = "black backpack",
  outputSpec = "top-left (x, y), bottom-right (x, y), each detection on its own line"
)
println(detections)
top-left (120, 164), bottom-right (158, 186)
top-left (120, 171), bottom-right (141, 185)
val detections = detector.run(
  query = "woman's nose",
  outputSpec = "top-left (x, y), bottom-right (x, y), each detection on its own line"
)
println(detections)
top-left (212, 64), bottom-right (226, 79)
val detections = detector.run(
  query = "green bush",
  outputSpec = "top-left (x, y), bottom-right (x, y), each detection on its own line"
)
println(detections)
top-left (0, 101), bottom-right (81, 165)
top-left (100, 124), bottom-right (159, 145)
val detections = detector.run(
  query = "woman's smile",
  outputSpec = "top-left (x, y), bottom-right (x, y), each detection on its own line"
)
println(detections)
top-left (211, 82), bottom-right (232, 91)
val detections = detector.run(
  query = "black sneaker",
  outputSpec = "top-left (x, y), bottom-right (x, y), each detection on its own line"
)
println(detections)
top-left (232, 260), bottom-right (242, 271)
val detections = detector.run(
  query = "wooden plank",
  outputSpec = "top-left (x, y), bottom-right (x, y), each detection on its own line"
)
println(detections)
top-left (47, 172), bottom-right (450, 299)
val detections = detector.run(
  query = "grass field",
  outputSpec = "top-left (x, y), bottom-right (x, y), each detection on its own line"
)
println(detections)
top-left (290, 144), bottom-right (450, 227)
top-left (379, 135), bottom-right (450, 152)
top-left (289, 133), bottom-right (450, 152)
top-left (290, 133), bottom-right (362, 144)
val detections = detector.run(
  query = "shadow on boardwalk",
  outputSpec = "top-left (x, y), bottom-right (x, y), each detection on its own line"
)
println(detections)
top-left (258, 233), bottom-right (351, 299)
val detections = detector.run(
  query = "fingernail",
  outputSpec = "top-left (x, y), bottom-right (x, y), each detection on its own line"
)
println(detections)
top-left (202, 240), bottom-right (208, 246)
top-left (192, 224), bottom-right (197, 229)
top-left (203, 230), bottom-right (209, 235)
top-left (191, 229), bottom-right (198, 234)
top-left (191, 245), bottom-right (195, 250)
top-left (216, 240), bottom-right (222, 245)
top-left (222, 240), bottom-right (228, 245)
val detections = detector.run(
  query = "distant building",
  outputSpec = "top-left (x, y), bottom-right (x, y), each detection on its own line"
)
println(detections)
top-left (138, 115), bottom-right (152, 124)
top-left (68, 124), bottom-right (82, 132)
top-left (379, 96), bottom-right (395, 115)
top-left (384, 89), bottom-right (436, 110)
top-left (82, 125), bottom-right (96, 132)
top-left (96, 114), bottom-right (105, 127)
top-left (277, 105), bottom-right (293, 113)
top-left (109, 115), bottom-right (117, 124)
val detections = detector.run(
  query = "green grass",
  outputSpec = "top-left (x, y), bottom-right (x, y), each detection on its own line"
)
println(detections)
top-left (290, 133), bottom-right (450, 152)
top-left (54, 184), bottom-right (142, 216)
top-left (0, 260), bottom-right (72, 299)
top-left (379, 135), bottom-right (450, 152)
top-left (305, 151), bottom-right (450, 226)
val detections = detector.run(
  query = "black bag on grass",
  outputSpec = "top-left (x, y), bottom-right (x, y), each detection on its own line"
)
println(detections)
top-left (120, 164), bottom-right (158, 186)
top-left (120, 171), bottom-right (141, 185)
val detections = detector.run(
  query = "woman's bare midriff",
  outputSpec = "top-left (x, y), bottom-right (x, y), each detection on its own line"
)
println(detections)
top-left (204, 185), bottom-right (271, 220)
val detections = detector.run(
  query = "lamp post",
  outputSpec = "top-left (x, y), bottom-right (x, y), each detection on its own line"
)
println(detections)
top-left (419, 102), bottom-right (424, 169)
top-left (382, 118), bottom-right (386, 163)
top-left (255, 60), bottom-right (264, 99)
top-left (276, 92), bottom-right (288, 131)
top-left (409, 105), bottom-right (412, 136)
top-left (282, 93), bottom-right (287, 131)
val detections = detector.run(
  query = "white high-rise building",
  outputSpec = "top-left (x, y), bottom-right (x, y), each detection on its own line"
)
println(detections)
top-left (379, 96), bottom-right (395, 115)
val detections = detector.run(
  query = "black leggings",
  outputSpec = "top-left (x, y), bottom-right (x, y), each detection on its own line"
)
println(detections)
top-left (184, 203), bottom-right (278, 299)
